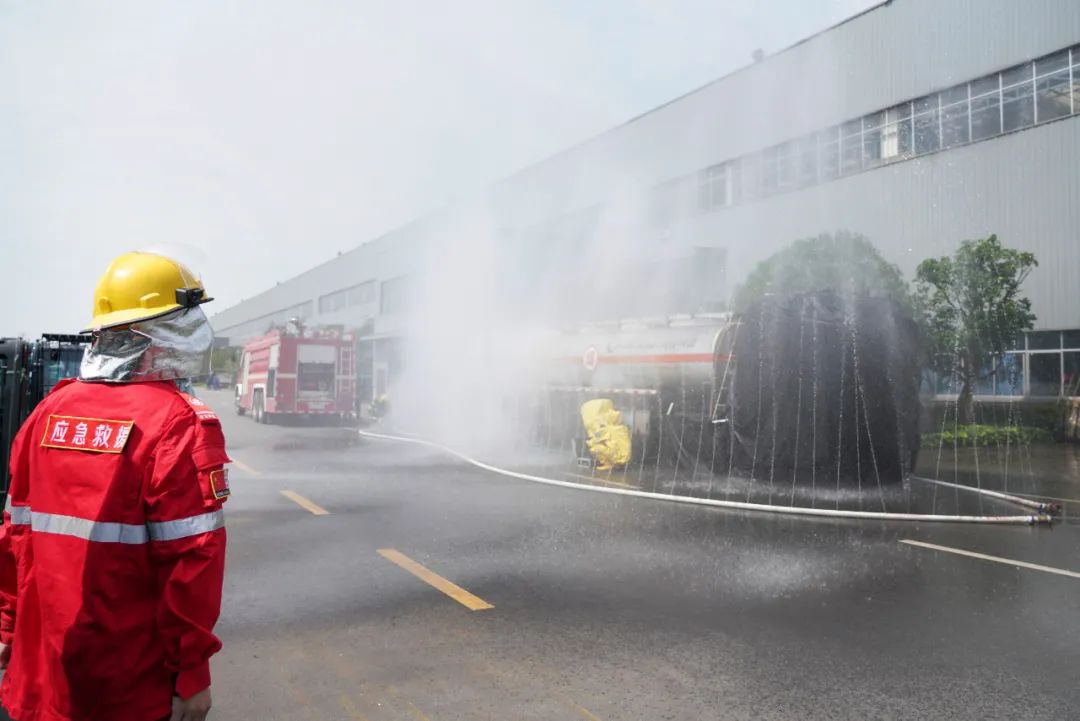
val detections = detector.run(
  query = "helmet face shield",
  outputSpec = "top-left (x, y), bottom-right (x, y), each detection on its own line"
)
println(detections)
top-left (80, 307), bottom-right (214, 383)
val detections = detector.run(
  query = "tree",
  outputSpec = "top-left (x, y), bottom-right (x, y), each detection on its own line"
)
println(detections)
top-left (735, 231), bottom-right (911, 311)
top-left (914, 235), bottom-right (1037, 424)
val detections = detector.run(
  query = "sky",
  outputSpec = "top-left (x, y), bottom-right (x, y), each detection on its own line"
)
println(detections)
top-left (1, 0), bottom-right (876, 335)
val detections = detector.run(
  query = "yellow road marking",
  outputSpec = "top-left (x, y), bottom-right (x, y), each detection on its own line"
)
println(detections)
top-left (577, 705), bottom-right (604, 721)
top-left (393, 689), bottom-right (433, 721)
top-left (406, 702), bottom-right (433, 721)
top-left (340, 694), bottom-right (372, 721)
top-left (281, 490), bottom-right (330, 515)
top-left (230, 456), bottom-right (261, 475)
top-left (384, 685), bottom-right (434, 721)
top-left (378, 548), bottom-right (493, 611)
top-left (273, 646), bottom-right (316, 720)
top-left (901, 539), bottom-right (1080, 579)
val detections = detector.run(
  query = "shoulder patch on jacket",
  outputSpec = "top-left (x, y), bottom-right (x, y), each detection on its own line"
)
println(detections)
top-left (208, 468), bottom-right (231, 499)
top-left (179, 392), bottom-right (219, 423)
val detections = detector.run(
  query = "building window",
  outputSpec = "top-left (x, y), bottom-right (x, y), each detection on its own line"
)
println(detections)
top-left (760, 147), bottom-right (779, 194)
top-left (347, 281), bottom-right (375, 306)
top-left (969, 74), bottom-right (1002, 141)
top-left (695, 43), bottom-right (1078, 218)
top-left (1002, 62), bottom-right (1035, 132)
top-left (380, 277), bottom-right (411, 315)
top-left (1035, 49), bottom-right (1072, 122)
top-left (1065, 352), bottom-right (1080, 397)
top-left (940, 83), bottom-right (970, 148)
top-left (739, 155), bottom-right (760, 202)
top-left (775, 142), bottom-right (795, 191)
top-left (880, 102), bottom-right (913, 160)
top-left (1029, 353), bottom-right (1062, 396)
top-left (699, 163), bottom-right (734, 210)
top-left (994, 353), bottom-right (1024, 396)
top-left (319, 281), bottom-right (374, 314)
top-left (1027, 330), bottom-right (1061, 350)
top-left (267, 300), bottom-right (313, 327)
top-left (318, 291), bottom-right (346, 314)
top-left (862, 111), bottom-right (884, 168)
top-left (839, 119), bottom-right (863, 174)
top-left (796, 136), bottom-right (818, 186)
top-left (818, 127), bottom-right (840, 181)
top-left (913, 94), bottom-right (940, 154)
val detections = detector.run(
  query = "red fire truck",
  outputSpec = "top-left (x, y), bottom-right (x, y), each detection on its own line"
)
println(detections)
top-left (235, 325), bottom-right (355, 424)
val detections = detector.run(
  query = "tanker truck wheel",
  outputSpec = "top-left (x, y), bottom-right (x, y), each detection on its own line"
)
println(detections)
top-left (253, 392), bottom-right (265, 424)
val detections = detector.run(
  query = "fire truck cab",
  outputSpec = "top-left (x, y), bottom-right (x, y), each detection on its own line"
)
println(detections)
top-left (235, 324), bottom-right (355, 424)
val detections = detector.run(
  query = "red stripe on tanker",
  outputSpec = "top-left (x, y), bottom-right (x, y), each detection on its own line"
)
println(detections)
top-left (544, 316), bottom-right (738, 390)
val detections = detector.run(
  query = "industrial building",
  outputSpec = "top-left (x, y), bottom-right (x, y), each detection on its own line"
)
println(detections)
top-left (212, 0), bottom-right (1080, 404)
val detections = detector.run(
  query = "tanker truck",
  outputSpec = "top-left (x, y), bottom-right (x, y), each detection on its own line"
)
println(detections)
top-left (536, 291), bottom-right (920, 485)
top-left (537, 313), bottom-right (738, 472)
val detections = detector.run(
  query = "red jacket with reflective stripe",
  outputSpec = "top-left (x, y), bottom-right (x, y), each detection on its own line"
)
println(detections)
top-left (0, 379), bottom-right (229, 721)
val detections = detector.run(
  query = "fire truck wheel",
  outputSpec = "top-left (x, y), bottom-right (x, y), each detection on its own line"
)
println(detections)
top-left (253, 393), bottom-right (265, 424)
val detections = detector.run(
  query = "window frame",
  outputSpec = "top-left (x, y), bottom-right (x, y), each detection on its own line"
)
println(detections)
top-left (694, 43), bottom-right (1080, 218)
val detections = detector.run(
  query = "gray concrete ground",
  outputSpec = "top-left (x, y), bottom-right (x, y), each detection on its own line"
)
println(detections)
top-left (6, 389), bottom-right (1080, 720)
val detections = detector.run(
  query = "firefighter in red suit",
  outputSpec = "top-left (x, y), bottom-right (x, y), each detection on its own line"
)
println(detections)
top-left (0, 252), bottom-right (230, 721)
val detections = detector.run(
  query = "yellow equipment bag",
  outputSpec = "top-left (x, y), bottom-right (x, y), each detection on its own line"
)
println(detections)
top-left (580, 398), bottom-right (632, 471)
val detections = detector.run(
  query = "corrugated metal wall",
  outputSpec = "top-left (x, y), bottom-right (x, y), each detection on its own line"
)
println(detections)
top-left (212, 0), bottom-right (1080, 343)
top-left (691, 118), bottom-right (1080, 331)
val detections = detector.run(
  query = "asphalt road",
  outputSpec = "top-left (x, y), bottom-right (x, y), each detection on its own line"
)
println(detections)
top-left (181, 391), bottom-right (1080, 719)
top-left (203, 388), bottom-right (1080, 721)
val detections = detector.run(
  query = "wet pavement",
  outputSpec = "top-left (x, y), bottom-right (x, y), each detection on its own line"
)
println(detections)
top-left (203, 390), bottom-right (1080, 721)
top-left (915, 444), bottom-right (1080, 520)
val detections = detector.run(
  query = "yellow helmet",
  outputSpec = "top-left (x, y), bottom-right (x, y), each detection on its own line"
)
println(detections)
top-left (88, 251), bottom-right (213, 331)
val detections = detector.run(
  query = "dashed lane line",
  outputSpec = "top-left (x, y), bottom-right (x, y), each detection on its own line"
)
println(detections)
top-left (900, 539), bottom-right (1080, 580)
top-left (577, 705), bottom-right (605, 721)
top-left (377, 548), bottom-right (494, 611)
top-left (280, 490), bottom-right (330, 516)
top-left (339, 694), bottom-right (372, 721)
top-left (387, 687), bottom-right (434, 721)
top-left (229, 456), bottom-right (261, 475)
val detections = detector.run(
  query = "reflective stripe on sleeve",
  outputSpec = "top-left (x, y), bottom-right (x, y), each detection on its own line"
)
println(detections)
top-left (148, 509), bottom-right (225, 542)
top-left (32, 512), bottom-right (149, 544)
top-left (6, 505), bottom-right (31, 526)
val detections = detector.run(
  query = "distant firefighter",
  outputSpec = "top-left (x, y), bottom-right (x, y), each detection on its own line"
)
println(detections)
top-left (581, 398), bottom-right (632, 471)
top-left (372, 393), bottom-right (390, 420)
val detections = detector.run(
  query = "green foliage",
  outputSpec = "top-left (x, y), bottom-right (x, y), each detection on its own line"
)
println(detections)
top-left (925, 399), bottom-right (1064, 433)
top-left (735, 231), bottom-right (911, 311)
top-left (920, 424), bottom-right (1052, 449)
top-left (914, 235), bottom-right (1037, 365)
top-left (914, 235), bottom-right (1037, 422)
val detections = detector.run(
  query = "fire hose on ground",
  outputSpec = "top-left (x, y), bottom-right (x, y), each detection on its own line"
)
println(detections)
top-left (358, 430), bottom-right (1055, 525)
